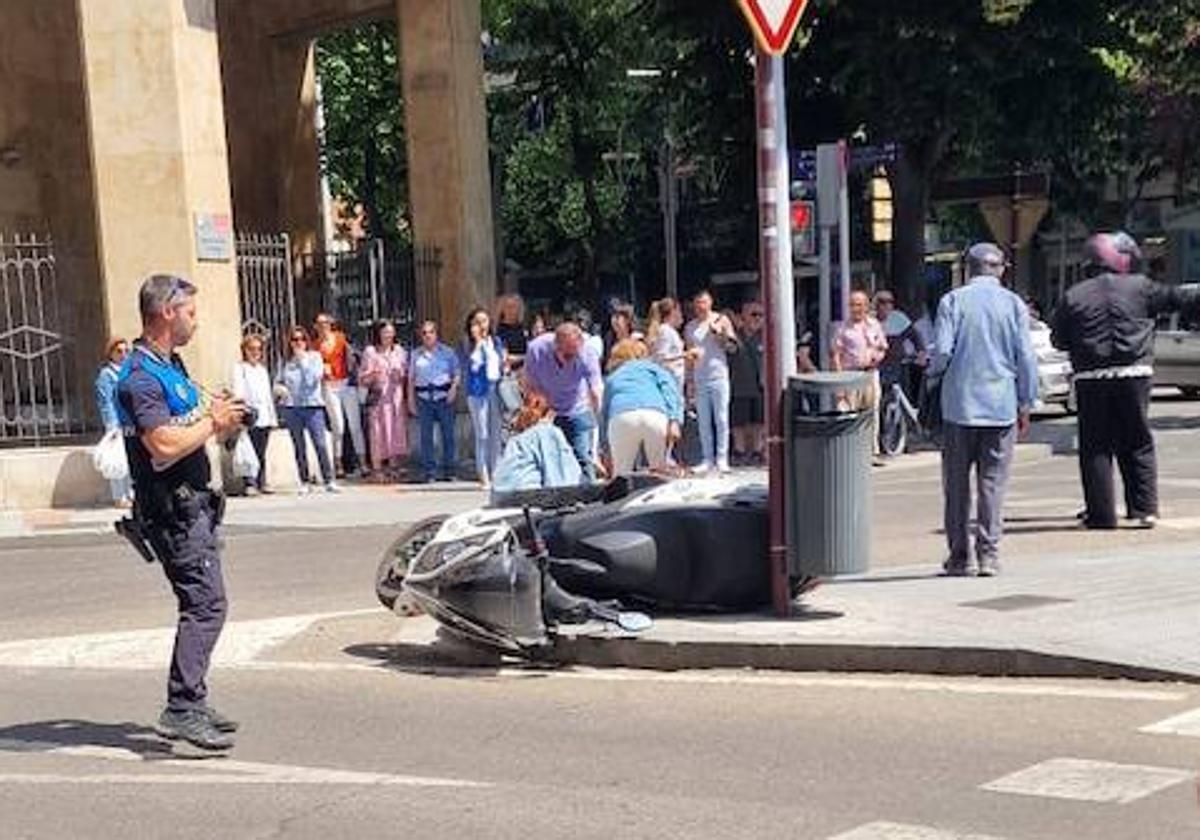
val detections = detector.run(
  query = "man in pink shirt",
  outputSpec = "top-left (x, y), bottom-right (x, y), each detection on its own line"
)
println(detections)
top-left (833, 290), bottom-right (888, 455)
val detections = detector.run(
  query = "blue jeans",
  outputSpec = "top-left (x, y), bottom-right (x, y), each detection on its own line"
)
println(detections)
top-left (467, 390), bottom-right (503, 482)
top-left (282, 406), bottom-right (334, 485)
top-left (418, 398), bottom-right (456, 479)
top-left (554, 411), bottom-right (596, 482)
top-left (696, 378), bottom-right (731, 469)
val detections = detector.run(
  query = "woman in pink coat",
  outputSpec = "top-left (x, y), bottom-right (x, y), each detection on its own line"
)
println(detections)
top-left (360, 320), bottom-right (409, 481)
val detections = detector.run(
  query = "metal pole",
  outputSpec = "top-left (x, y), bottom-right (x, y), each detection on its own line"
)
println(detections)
top-left (663, 137), bottom-right (679, 299)
top-left (837, 140), bottom-right (851, 322)
top-left (819, 226), bottom-right (832, 370)
top-left (754, 49), bottom-right (793, 617)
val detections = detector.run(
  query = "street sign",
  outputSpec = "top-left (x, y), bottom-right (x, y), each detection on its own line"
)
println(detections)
top-left (736, 0), bottom-right (812, 55)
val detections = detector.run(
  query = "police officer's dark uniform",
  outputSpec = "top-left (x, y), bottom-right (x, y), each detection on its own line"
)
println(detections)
top-left (117, 339), bottom-right (237, 750)
top-left (1051, 232), bottom-right (1199, 529)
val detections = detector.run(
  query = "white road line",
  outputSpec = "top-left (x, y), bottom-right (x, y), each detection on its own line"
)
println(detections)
top-left (0, 609), bottom-right (379, 669)
top-left (0, 737), bottom-right (488, 788)
top-left (826, 822), bottom-right (1006, 840)
top-left (980, 758), bottom-right (1195, 804)
top-left (0, 772), bottom-right (485, 787)
top-left (1140, 707), bottom-right (1200, 737)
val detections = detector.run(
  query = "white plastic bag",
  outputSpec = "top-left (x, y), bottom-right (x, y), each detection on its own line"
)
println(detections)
top-left (232, 430), bottom-right (260, 479)
top-left (91, 428), bottom-right (129, 481)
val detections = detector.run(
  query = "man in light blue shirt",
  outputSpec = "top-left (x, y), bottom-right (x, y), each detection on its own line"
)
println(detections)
top-left (930, 242), bottom-right (1038, 576)
top-left (407, 321), bottom-right (461, 482)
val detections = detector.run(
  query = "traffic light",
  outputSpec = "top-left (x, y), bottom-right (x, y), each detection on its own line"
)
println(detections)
top-left (870, 168), bottom-right (893, 244)
top-left (791, 199), bottom-right (815, 257)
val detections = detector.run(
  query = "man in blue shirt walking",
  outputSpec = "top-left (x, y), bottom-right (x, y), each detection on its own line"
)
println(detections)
top-left (930, 242), bottom-right (1038, 576)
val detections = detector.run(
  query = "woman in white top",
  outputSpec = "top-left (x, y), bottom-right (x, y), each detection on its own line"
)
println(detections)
top-left (645, 296), bottom-right (689, 390)
top-left (683, 289), bottom-right (740, 474)
top-left (462, 307), bottom-right (505, 487)
top-left (232, 334), bottom-right (279, 494)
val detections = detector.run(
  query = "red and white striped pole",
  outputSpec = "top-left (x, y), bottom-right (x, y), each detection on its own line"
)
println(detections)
top-left (754, 49), bottom-right (797, 617)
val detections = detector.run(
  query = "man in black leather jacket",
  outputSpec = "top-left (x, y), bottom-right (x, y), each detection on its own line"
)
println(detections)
top-left (1051, 232), bottom-right (1199, 529)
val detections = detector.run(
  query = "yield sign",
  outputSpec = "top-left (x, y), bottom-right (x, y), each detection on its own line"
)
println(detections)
top-left (735, 0), bottom-right (812, 55)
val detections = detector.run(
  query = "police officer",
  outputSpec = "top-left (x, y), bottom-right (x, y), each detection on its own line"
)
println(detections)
top-left (1051, 232), bottom-right (1199, 529)
top-left (117, 274), bottom-right (246, 751)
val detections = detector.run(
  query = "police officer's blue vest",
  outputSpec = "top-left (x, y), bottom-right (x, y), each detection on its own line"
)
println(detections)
top-left (116, 344), bottom-right (202, 432)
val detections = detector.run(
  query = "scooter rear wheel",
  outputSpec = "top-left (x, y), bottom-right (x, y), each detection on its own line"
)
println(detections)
top-left (375, 515), bottom-right (449, 610)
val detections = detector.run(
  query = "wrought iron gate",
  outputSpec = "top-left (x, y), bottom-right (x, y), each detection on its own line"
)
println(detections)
top-left (235, 232), bottom-right (296, 373)
top-left (0, 234), bottom-right (85, 444)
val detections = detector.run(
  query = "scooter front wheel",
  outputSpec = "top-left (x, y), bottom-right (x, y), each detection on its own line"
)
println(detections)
top-left (375, 515), bottom-right (449, 610)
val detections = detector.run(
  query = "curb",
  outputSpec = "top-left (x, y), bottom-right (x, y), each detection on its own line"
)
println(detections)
top-left (549, 635), bottom-right (1198, 683)
top-left (362, 615), bottom-right (1199, 685)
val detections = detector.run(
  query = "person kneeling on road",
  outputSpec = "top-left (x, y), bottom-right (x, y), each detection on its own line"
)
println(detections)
top-left (117, 273), bottom-right (246, 752)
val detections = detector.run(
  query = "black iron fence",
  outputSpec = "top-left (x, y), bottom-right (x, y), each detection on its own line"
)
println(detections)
top-left (235, 232), bottom-right (296, 374)
top-left (0, 233), bottom-right (86, 445)
top-left (236, 234), bottom-right (440, 356)
top-left (294, 240), bottom-right (442, 344)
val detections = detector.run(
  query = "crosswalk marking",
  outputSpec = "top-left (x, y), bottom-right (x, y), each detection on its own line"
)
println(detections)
top-left (0, 737), bottom-right (488, 788)
top-left (0, 772), bottom-right (483, 787)
top-left (980, 758), bottom-right (1194, 804)
top-left (1140, 706), bottom-right (1200, 737)
top-left (0, 609), bottom-right (378, 669)
top-left (826, 822), bottom-right (1006, 840)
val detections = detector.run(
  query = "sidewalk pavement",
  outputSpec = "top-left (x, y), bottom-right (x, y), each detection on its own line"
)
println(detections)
top-left (551, 539), bottom-right (1200, 683)
top-left (6, 441), bottom-right (1200, 684)
top-left (344, 537), bottom-right (1200, 684)
top-left (0, 481), bottom-right (491, 539)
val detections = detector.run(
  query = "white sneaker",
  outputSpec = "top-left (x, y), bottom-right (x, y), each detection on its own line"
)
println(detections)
top-left (297, 484), bottom-right (312, 496)
top-left (717, 462), bottom-right (732, 475)
top-left (691, 463), bottom-right (711, 476)
top-left (325, 482), bottom-right (342, 494)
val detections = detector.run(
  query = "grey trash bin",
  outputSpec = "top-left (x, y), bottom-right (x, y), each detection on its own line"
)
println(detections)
top-left (786, 372), bottom-right (873, 577)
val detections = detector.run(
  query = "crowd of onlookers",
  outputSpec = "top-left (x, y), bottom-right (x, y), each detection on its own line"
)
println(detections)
top-left (92, 230), bottom-right (1180, 585)
top-left (92, 290), bottom-right (774, 503)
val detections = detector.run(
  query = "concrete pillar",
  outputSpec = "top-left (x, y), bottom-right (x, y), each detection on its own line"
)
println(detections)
top-left (397, 0), bottom-right (496, 331)
top-left (0, 0), bottom-right (106, 424)
top-left (217, 0), bottom-right (322, 259)
top-left (77, 0), bottom-right (241, 388)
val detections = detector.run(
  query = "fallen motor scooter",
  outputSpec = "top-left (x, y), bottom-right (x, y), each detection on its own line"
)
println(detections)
top-left (374, 475), bottom-right (799, 656)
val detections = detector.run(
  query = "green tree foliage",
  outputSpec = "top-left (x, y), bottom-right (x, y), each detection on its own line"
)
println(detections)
top-left (314, 1), bottom-right (1199, 307)
top-left (314, 21), bottom-right (408, 241)
top-left (485, 0), bottom-right (663, 299)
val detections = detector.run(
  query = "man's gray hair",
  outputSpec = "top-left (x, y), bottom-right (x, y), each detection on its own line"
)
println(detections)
top-left (555, 321), bottom-right (583, 343)
top-left (139, 273), bottom-right (196, 323)
top-left (965, 242), bottom-right (1008, 279)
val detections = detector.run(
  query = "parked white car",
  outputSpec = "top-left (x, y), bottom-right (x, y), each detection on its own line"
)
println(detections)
top-left (1029, 319), bottom-right (1074, 412)
top-left (1154, 290), bottom-right (1200, 397)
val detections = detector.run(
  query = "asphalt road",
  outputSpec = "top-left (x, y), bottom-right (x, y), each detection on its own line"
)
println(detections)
top-left (872, 392), bottom-right (1200, 568)
top-left (3, 662), bottom-right (1199, 839)
top-left (3, 399), bottom-right (1200, 838)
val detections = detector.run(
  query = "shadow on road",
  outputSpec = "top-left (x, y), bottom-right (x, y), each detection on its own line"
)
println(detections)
top-left (0, 719), bottom-right (177, 760)
top-left (344, 631), bottom-right (508, 676)
top-left (1150, 415), bottom-right (1200, 433)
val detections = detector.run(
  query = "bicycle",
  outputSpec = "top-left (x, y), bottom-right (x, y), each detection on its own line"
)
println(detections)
top-left (879, 363), bottom-right (939, 456)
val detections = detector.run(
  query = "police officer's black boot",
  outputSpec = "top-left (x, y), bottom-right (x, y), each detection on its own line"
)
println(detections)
top-left (156, 708), bottom-right (235, 751)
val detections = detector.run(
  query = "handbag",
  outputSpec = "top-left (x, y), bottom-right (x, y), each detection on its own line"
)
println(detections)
top-left (232, 430), bottom-right (261, 479)
top-left (91, 428), bottom-right (129, 481)
top-left (497, 374), bottom-right (523, 416)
